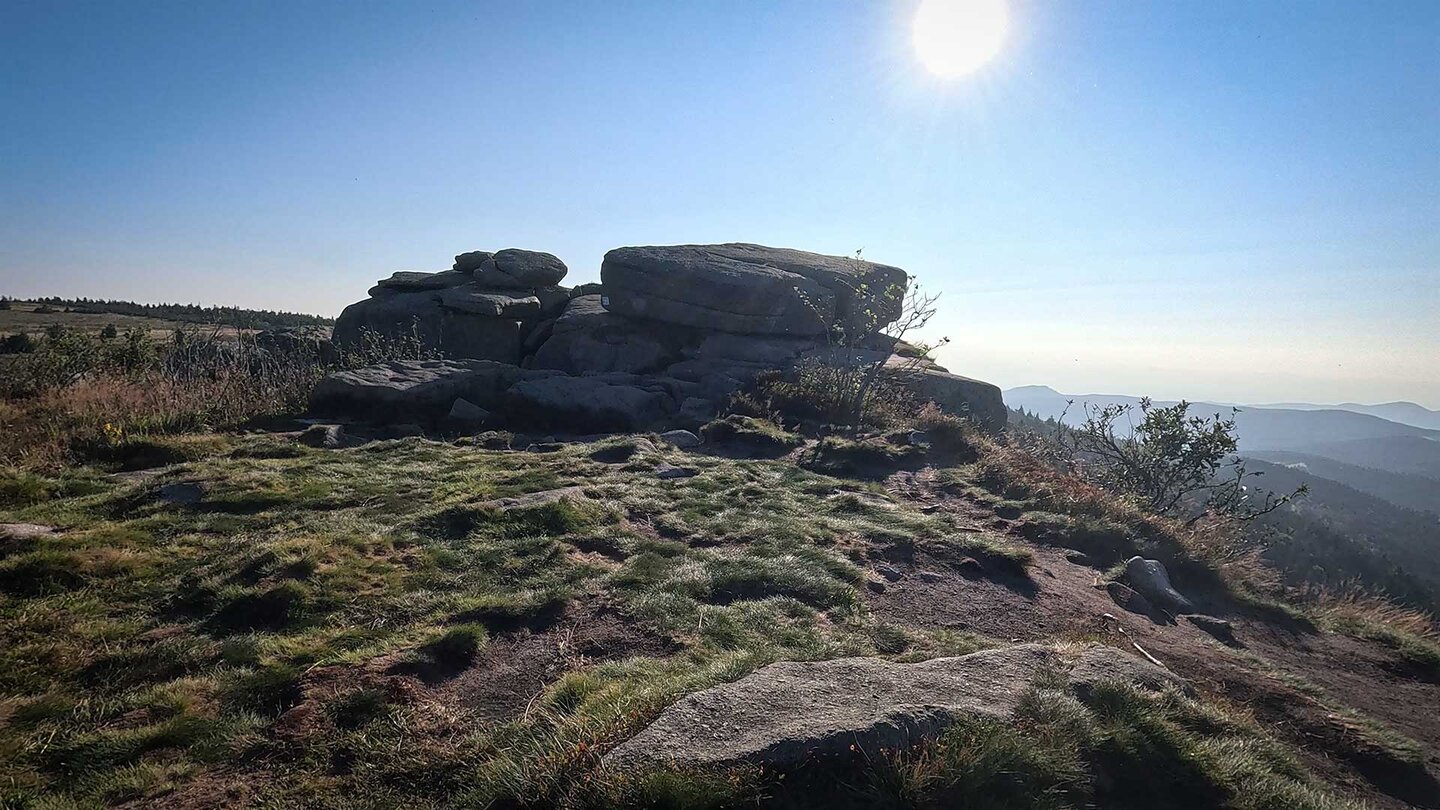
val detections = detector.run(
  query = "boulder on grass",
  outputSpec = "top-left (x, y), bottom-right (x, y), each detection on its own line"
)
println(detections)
top-left (528, 295), bottom-right (681, 375)
top-left (505, 375), bottom-right (672, 433)
top-left (899, 369), bottom-right (1007, 433)
top-left (445, 398), bottom-right (491, 432)
top-left (604, 643), bottom-right (1182, 771)
top-left (310, 359), bottom-right (545, 424)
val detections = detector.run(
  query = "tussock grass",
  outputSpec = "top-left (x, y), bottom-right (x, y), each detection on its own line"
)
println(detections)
top-left (0, 425), bottom-right (1385, 808)
top-left (700, 414), bottom-right (804, 454)
top-left (1308, 586), bottom-right (1440, 677)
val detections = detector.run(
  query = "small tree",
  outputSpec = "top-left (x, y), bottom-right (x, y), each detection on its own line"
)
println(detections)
top-left (1063, 398), bottom-right (1304, 521)
top-left (788, 251), bottom-right (948, 428)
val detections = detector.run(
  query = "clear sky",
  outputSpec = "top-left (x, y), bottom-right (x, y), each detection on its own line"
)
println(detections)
top-left (3, 1), bottom-right (1437, 406)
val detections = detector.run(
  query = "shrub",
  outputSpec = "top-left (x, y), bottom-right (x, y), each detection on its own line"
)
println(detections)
top-left (700, 415), bottom-right (805, 454)
top-left (0, 326), bottom-right (434, 468)
top-left (744, 366), bottom-right (921, 430)
top-left (801, 435), bottom-right (922, 476)
top-left (792, 253), bottom-right (946, 428)
top-left (0, 332), bottom-right (35, 354)
top-left (1061, 398), bottom-right (1305, 522)
top-left (914, 402), bottom-right (981, 460)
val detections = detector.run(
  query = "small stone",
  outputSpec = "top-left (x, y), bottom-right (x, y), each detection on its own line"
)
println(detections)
top-left (655, 463), bottom-right (698, 480)
top-left (908, 430), bottom-right (930, 445)
top-left (445, 398), bottom-right (490, 431)
top-left (1184, 614), bottom-right (1237, 644)
top-left (452, 250), bottom-right (494, 273)
top-left (866, 580), bottom-right (887, 594)
top-left (876, 564), bottom-right (903, 582)
top-left (472, 431), bottom-right (513, 450)
top-left (957, 557), bottom-right (983, 574)
top-left (659, 429), bottom-right (702, 448)
top-left (916, 570), bottom-right (944, 583)
top-left (0, 523), bottom-right (58, 541)
top-left (1064, 550), bottom-right (1093, 567)
top-left (297, 423), bottom-right (345, 448)
top-left (1105, 581), bottom-right (1155, 616)
top-left (157, 482), bottom-right (205, 506)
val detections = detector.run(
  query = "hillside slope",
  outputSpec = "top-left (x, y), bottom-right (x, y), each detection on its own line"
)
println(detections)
top-left (2, 425), bottom-right (1437, 808)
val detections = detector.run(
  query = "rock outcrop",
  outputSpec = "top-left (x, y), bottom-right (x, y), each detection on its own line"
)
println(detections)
top-left (332, 248), bottom-right (571, 365)
top-left (318, 243), bottom-right (1006, 434)
top-left (604, 643), bottom-right (1183, 771)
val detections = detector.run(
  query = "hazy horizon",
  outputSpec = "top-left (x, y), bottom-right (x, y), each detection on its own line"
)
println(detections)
top-left (4, 1), bottom-right (1436, 407)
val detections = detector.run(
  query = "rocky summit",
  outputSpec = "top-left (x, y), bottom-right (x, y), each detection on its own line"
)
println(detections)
top-left (321, 242), bottom-right (1005, 433)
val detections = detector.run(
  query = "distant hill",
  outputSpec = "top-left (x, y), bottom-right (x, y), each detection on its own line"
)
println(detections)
top-left (1246, 450), bottom-right (1440, 515)
top-left (1256, 400), bottom-right (1440, 432)
top-left (1242, 457), bottom-right (1440, 611)
top-left (1002, 385), bottom-right (1440, 488)
top-left (0, 296), bottom-right (333, 333)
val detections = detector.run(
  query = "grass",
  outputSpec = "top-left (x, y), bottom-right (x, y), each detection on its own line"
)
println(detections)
top-left (0, 430), bottom-right (1038, 807)
top-left (0, 423), bottom-right (1405, 808)
top-left (1307, 586), bottom-right (1440, 678)
top-left (700, 415), bottom-right (805, 455)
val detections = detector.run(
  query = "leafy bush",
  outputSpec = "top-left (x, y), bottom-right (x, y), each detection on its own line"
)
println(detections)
top-left (0, 332), bottom-right (35, 354)
top-left (1061, 398), bottom-right (1305, 521)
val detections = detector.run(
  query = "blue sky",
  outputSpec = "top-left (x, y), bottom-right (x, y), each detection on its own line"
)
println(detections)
top-left (2, 1), bottom-right (1437, 406)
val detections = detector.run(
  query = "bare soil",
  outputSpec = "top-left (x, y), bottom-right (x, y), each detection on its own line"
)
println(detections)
top-left (878, 468), bottom-right (1440, 809)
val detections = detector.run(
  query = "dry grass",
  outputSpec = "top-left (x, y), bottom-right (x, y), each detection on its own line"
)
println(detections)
top-left (0, 367), bottom-right (315, 468)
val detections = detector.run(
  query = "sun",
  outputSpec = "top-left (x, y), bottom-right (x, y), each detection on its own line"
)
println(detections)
top-left (912, 0), bottom-right (1009, 78)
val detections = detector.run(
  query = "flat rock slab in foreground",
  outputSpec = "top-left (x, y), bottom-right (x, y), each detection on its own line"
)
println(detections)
top-left (605, 643), bottom-right (1183, 771)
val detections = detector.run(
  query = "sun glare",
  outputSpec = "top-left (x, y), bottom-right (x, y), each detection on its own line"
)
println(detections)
top-left (913, 0), bottom-right (1009, 78)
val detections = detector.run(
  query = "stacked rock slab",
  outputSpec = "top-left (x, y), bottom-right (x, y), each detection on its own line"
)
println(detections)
top-left (332, 248), bottom-right (572, 364)
top-left (601, 243), bottom-right (908, 335)
top-left (316, 243), bottom-right (1006, 433)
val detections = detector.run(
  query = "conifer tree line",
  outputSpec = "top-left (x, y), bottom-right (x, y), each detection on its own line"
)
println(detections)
top-left (0, 295), bottom-right (332, 331)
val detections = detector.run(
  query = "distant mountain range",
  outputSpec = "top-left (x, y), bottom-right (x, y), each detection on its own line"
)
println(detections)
top-left (1002, 385), bottom-right (1440, 611)
top-left (1003, 385), bottom-right (1440, 514)
top-left (1252, 401), bottom-right (1440, 432)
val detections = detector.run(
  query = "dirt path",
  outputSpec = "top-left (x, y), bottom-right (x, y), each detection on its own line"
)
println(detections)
top-left (879, 468), bottom-right (1440, 809)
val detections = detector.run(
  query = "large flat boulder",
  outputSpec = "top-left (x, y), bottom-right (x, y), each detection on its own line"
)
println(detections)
top-left (374, 270), bottom-right (472, 292)
top-left (601, 243), bottom-right (908, 336)
top-left (309, 359), bottom-right (546, 423)
top-left (439, 287), bottom-right (542, 318)
top-left (332, 293), bottom-right (523, 364)
top-left (528, 295), bottom-right (682, 375)
top-left (477, 248), bottom-right (568, 288)
top-left (505, 374), bottom-right (673, 432)
top-left (604, 644), bottom-right (1183, 771)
